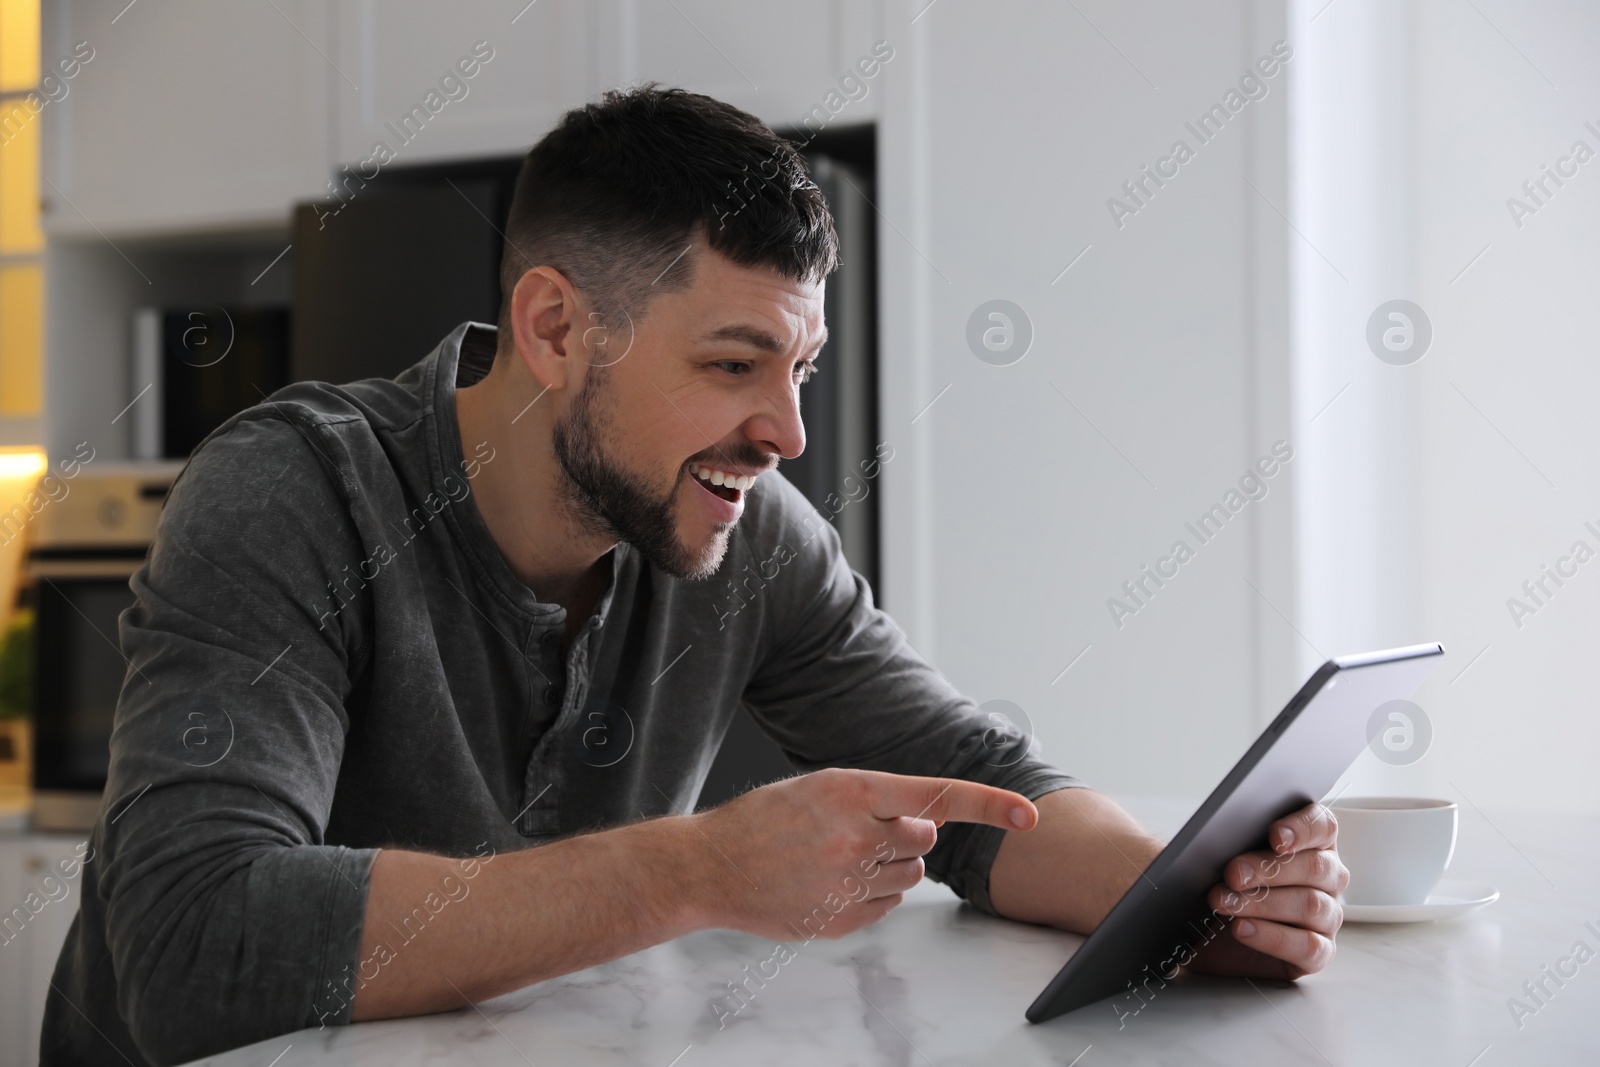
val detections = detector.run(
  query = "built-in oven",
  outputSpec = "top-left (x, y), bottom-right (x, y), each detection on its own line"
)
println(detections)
top-left (28, 462), bottom-right (183, 831)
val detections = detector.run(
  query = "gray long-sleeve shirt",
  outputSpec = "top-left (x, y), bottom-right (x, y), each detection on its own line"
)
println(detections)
top-left (39, 321), bottom-right (1084, 1065)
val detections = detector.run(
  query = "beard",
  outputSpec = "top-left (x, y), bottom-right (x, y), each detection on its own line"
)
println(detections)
top-left (551, 371), bottom-right (733, 581)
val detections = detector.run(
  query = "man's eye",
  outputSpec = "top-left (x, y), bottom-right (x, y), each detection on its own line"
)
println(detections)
top-left (714, 361), bottom-right (750, 376)
top-left (794, 361), bottom-right (818, 383)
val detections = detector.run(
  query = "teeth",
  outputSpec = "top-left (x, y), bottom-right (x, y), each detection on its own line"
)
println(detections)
top-left (689, 463), bottom-right (756, 492)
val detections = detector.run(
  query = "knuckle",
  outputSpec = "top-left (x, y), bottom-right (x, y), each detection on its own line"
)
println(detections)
top-left (887, 859), bottom-right (917, 892)
top-left (829, 833), bottom-right (869, 869)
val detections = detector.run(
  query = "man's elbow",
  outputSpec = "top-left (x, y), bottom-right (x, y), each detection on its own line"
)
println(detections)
top-left (110, 889), bottom-right (329, 1062)
top-left (121, 977), bottom-right (320, 1066)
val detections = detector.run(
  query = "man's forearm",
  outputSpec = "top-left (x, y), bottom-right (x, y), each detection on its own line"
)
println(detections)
top-left (346, 768), bottom-right (1041, 1024)
top-left (350, 815), bottom-right (708, 1021)
top-left (987, 787), bottom-right (1164, 933)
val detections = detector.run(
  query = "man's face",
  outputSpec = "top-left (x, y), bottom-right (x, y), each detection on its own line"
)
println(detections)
top-left (551, 246), bottom-right (825, 580)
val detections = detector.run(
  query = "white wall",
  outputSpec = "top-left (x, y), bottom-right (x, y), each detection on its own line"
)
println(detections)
top-left (877, 0), bottom-right (1299, 801)
top-left (1290, 0), bottom-right (1600, 815)
top-left (873, 0), bottom-right (1599, 816)
top-left (40, 0), bottom-right (1594, 814)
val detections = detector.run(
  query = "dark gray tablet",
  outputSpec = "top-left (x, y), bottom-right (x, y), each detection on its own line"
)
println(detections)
top-left (1025, 642), bottom-right (1445, 1024)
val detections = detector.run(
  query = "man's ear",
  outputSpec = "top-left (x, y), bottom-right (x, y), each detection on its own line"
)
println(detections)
top-left (508, 265), bottom-right (584, 391)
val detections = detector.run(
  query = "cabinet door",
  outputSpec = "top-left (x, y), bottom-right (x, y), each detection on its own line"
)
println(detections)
top-left (331, 0), bottom-right (589, 167)
top-left (15, 837), bottom-right (90, 1067)
top-left (330, 0), bottom-right (884, 169)
top-left (42, 0), bottom-right (331, 234)
top-left (0, 836), bottom-right (88, 1067)
top-left (0, 838), bottom-right (23, 1067)
top-left (593, 0), bottom-right (884, 130)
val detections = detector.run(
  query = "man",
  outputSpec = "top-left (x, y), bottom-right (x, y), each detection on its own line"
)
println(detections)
top-left (42, 87), bottom-right (1346, 1065)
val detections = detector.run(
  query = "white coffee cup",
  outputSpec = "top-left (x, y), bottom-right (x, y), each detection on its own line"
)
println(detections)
top-left (1329, 797), bottom-right (1458, 906)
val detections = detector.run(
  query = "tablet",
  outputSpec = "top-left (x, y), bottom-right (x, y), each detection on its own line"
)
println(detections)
top-left (1025, 642), bottom-right (1445, 1024)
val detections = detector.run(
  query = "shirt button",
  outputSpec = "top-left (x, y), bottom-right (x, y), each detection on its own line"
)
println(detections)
top-left (541, 631), bottom-right (559, 651)
top-left (544, 688), bottom-right (561, 707)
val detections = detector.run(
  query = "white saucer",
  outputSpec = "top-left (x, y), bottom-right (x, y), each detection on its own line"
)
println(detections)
top-left (1341, 880), bottom-right (1500, 923)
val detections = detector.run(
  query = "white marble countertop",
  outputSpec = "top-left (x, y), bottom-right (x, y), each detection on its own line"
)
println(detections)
top-left (186, 797), bottom-right (1599, 1066)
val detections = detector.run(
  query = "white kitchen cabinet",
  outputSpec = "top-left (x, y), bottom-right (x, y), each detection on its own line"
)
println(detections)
top-left (0, 833), bottom-right (91, 1067)
top-left (330, 0), bottom-right (884, 169)
top-left (330, 0), bottom-right (590, 168)
top-left (0, 838), bottom-right (20, 1067)
top-left (589, 0), bottom-right (886, 132)
top-left (41, 0), bottom-right (882, 236)
top-left (42, 0), bottom-right (331, 236)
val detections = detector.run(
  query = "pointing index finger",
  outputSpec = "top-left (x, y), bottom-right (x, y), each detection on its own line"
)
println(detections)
top-left (863, 773), bottom-right (1038, 831)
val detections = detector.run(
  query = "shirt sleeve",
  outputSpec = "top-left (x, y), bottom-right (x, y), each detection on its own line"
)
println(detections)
top-left (740, 474), bottom-right (1089, 917)
top-left (95, 413), bottom-right (380, 1065)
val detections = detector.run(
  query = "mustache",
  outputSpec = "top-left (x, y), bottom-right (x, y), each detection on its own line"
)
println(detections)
top-left (688, 442), bottom-right (778, 472)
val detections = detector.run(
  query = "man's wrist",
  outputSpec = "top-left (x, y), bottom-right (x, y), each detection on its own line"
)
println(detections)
top-left (990, 789), bottom-right (1170, 932)
top-left (632, 812), bottom-right (722, 937)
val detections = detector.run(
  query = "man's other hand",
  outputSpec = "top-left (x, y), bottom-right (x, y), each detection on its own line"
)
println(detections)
top-left (690, 768), bottom-right (1038, 941)
top-left (1188, 800), bottom-right (1349, 980)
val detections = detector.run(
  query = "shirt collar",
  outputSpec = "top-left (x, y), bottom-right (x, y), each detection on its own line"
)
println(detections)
top-left (427, 320), bottom-right (632, 628)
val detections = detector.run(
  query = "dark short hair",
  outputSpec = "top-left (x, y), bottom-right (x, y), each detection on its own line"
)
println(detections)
top-left (495, 85), bottom-right (839, 347)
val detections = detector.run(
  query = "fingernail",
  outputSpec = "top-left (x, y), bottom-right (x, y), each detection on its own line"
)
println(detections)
top-left (1010, 806), bottom-right (1032, 829)
top-left (1238, 864), bottom-right (1254, 887)
top-left (1236, 919), bottom-right (1256, 937)
top-left (1222, 891), bottom-right (1240, 910)
top-left (1278, 827), bottom-right (1295, 851)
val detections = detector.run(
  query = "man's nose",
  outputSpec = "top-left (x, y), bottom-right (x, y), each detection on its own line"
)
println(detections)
top-left (746, 375), bottom-right (806, 461)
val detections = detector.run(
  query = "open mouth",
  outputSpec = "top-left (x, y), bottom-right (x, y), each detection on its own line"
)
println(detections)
top-left (688, 461), bottom-right (754, 504)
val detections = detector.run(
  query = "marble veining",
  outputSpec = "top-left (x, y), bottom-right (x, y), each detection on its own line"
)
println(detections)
top-left (184, 798), bottom-right (1600, 1066)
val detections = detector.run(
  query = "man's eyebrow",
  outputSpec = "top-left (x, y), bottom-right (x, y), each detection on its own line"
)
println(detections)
top-left (701, 323), bottom-right (829, 355)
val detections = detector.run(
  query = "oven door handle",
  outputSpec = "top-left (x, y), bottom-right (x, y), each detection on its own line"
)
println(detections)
top-left (28, 558), bottom-right (144, 580)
